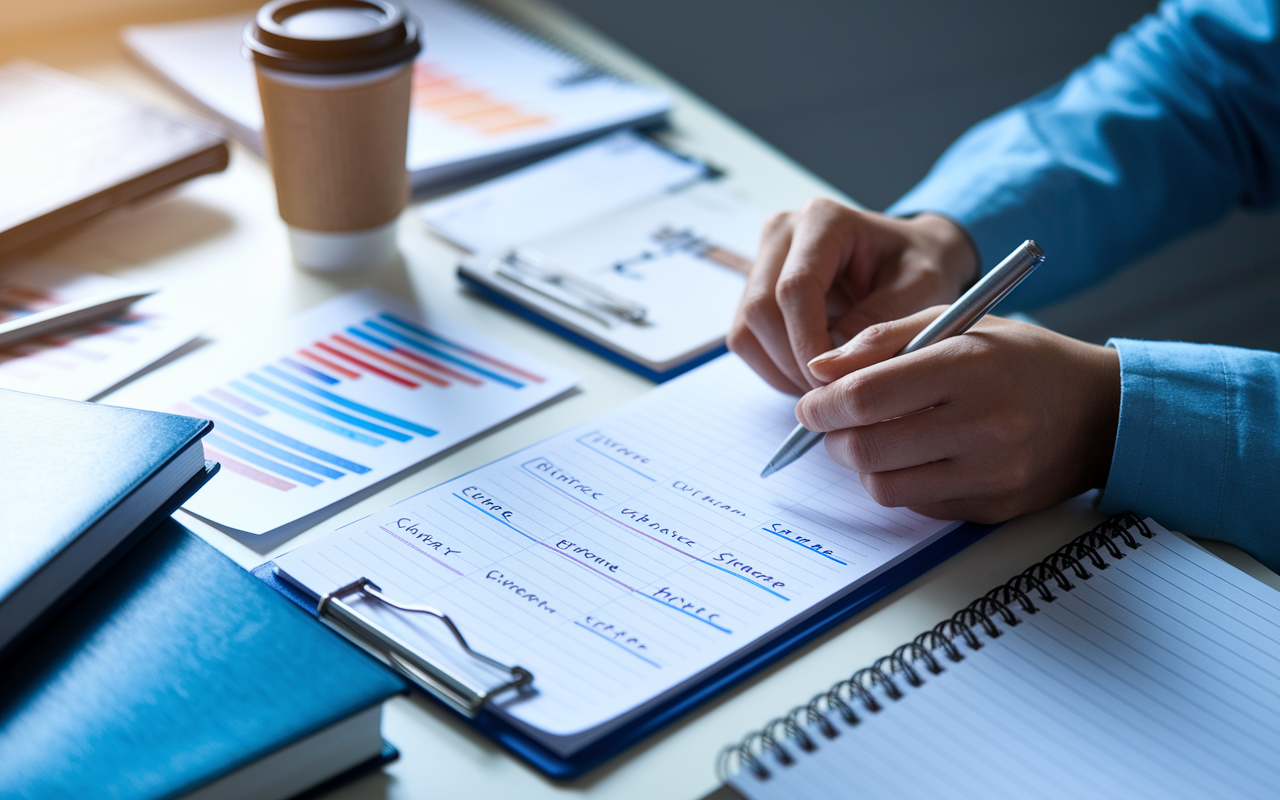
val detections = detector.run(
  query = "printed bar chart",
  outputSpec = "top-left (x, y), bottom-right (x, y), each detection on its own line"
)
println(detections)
top-left (113, 289), bottom-right (578, 538)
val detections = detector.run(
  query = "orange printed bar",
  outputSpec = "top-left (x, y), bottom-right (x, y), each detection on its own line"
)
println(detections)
top-left (473, 112), bottom-right (551, 134)
top-left (299, 348), bottom-right (360, 379)
top-left (429, 95), bottom-right (506, 118)
top-left (415, 85), bottom-right (484, 106)
top-left (330, 333), bottom-right (450, 388)
top-left (314, 341), bottom-right (419, 388)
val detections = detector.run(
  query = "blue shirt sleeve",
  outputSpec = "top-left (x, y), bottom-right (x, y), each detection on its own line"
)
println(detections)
top-left (884, 0), bottom-right (1280, 567)
top-left (1101, 340), bottom-right (1280, 570)
top-left (887, 0), bottom-right (1280, 310)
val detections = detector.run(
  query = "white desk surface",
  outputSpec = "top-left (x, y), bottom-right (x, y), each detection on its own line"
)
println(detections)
top-left (4, 3), bottom-right (1278, 797)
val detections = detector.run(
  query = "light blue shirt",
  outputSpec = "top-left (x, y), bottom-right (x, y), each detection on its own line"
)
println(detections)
top-left (887, 0), bottom-right (1280, 568)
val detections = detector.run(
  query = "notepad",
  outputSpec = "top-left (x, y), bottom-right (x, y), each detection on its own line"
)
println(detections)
top-left (721, 517), bottom-right (1280, 800)
top-left (107, 289), bottom-right (578, 539)
top-left (273, 355), bottom-right (960, 754)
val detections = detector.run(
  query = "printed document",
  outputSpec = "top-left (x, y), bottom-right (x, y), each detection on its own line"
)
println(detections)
top-left (110, 289), bottom-right (578, 538)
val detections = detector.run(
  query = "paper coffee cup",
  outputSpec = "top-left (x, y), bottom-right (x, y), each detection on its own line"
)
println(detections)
top-left (244, 0), bottom-right (421, 272)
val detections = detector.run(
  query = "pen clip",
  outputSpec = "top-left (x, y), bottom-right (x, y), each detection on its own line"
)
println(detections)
top-left (493, 247), bottom-right (650, 328)
top-left (317, 577), bottom-right (534, 718)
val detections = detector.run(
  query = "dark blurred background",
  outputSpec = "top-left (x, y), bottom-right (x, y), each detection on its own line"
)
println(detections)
top-left (558, 0), bottom-right (1280, 350)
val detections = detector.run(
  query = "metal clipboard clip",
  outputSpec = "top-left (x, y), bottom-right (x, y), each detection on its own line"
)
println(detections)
top-left (316, 577), bottom-right (534, 718)
top-left (493, 247), bottom-right (650, 328)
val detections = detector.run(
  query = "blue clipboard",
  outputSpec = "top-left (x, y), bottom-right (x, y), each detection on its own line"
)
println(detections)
top-left (252, 518), bottom-right (994, 779)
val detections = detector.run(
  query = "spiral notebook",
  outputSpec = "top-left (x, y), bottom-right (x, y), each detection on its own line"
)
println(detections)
top-left (720, 514), bottom-right (1280, 800)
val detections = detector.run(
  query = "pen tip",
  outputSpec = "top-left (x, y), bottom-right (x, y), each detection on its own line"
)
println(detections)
top-left (759, 463), bottom-right (777, 480)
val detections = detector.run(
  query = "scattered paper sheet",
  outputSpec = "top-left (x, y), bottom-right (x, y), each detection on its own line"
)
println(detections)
top-left (420, 130), bottom-right (707, 253)
top-left (0, 261), bottom-right (206, 401)
top-left (108, 288), bottom-right (579, 538)
top-left (123, 0), bottom-right (670, 185)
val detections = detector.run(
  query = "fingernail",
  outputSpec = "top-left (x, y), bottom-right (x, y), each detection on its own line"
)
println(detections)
top-left (807, 348), bottom-right (842, 368)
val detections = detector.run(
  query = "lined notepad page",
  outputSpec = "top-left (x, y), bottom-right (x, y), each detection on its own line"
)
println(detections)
top-left (276, 356), bottom-right (957, 736)
top-left (730, 521), bottom-right (1280, 800)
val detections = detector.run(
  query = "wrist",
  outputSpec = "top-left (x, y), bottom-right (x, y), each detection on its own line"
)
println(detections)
top-left (907, 213), bottom-right (980, 298)
top-left (1084, 344), bottom-right (1122, 489)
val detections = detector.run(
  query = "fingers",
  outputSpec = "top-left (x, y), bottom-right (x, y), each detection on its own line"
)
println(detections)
top-left (731, 212), bottom-right (812, 392)
top-left (826, 256), bottom-right (947, 345)
top-left (775, 200), bottom-right (867, 387)
top-left (726, 323), bottom-right (807, 395)
top-left (807, 305), bottom-right (943, 383)
top-left (855, 461), bottom-right (1021, 525)
top-left (822, 401), bottom-right (978, 474)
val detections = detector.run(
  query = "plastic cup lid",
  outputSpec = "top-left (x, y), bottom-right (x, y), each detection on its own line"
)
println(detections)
top-left (244, 0), bottom-right (422, 74)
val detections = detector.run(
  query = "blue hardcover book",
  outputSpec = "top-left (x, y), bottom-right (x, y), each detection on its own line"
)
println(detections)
top-left (0, 519), bottom-right (407, 800)
top-left (0, 388), bottom-right (214, 659)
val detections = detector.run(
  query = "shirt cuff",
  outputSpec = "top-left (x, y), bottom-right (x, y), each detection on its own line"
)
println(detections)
top-left (1098, 338), bottom-right (1280, 570)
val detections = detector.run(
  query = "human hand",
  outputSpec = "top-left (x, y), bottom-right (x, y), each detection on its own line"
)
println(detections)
top-left (728, 200), bottom-right (978, 395)
top-left (796, 309), bottom-right (1122, 523)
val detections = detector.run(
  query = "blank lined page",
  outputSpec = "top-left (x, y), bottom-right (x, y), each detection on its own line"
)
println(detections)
top-left (729, 521), bottom-right (1280, 800)
top-left (275, 355), bottom-right (958, 737)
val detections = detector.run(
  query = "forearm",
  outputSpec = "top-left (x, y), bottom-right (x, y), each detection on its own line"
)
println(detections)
top-left (1099, 339), bottom-right (1280, 571)
top-left (889, 0), bottom-right (1280, 309)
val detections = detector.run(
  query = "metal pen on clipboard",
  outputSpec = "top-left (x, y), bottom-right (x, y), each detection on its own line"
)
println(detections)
top-left (494, 247), bottom-right (650, 328)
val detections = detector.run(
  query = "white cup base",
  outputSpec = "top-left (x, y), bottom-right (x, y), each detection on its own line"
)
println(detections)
top-left (288, 222), bottom-right (398, 272)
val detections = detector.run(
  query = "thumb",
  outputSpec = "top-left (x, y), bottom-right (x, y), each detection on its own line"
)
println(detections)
top-left (807, 305), bottom-right (945, 383)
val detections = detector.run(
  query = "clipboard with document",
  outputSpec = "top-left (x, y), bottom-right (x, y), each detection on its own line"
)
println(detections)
top-left (458, 180), bottom-right (766, 382)
top-left (252, 356), bottom-right (994, 777)
top-left (421, 129), bottom-right (768, 382)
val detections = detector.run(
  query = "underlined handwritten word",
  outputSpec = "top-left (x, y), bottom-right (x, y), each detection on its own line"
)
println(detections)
top-left (651, 585), bottom-right (723, 625)
top-left (618, 508), bottom-right (696, 548)
top-left (525, 457), bottom-right (605, 501)
top-left (555, 539), bottom-right (622, 573)
top-left (460, 486), bottom-right (515, 522)
top-left (670, 480), bottom-right (749, 518)
top-left (581, 615), bottom-right (650, 652)
top-left (764, 522), bottom-right (847, 564)
top-left (712, 551), bottom-right (786, 589)
top-left (484, 570), bottom-right (557, 615)
top-left (396, 517), bottom-right (462, 557)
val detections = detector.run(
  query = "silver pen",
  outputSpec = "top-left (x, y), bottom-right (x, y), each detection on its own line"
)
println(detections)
top-left (760, 239), bottom-right (1045, 479)
top-left (0, 286), bottom-right (156, 349)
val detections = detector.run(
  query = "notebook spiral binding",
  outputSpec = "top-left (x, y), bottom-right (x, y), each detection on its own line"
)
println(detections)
top-left (716, 512), bottom-right (1155, 784)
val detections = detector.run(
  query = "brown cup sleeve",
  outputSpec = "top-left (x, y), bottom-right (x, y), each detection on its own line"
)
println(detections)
top-left (257, 63), bottom-right (412, 232)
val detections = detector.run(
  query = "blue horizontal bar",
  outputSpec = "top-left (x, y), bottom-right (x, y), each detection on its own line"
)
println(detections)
top-left (363, 319), bottom-right (523, 388)
top-left (246, 373), bottom-right (411, 442)
top-left (205, 432), bottom-right (323, 487)
top-left (193, 396), bottom-right (372, 473)
top-left (262, 364), bottom-right (437, 437)
top-left (280, 356), bottom-right (340, 385)
top-left (229, 381), bottom-right (384, 446)
top-left (210, 419), bottom-right (345, 479)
